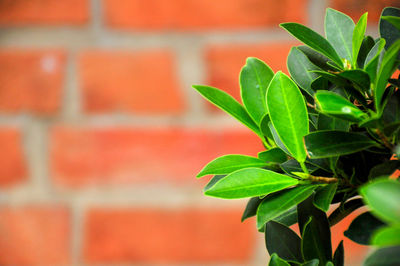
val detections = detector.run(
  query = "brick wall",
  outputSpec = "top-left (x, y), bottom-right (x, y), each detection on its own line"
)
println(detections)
top-left (0, 0), bottom-right (398, 265)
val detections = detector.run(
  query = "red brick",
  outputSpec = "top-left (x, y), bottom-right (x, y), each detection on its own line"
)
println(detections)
top-left (206, 43), bottom-right (296, 102)
top-left (331, 0), bottom-right (400, 23)
top-left (50, 126), bottom-right (264, 187)
top-left (0, 206), bottom-right (70, 266)
top-left (84, 208), bottom-right (255, 264)
top-left (103, 0), bottom-right (308, 30)
top-left (0, 50), bottom-right (65, 114)
top-left (0, 128), bottom-right (27, 187)
top-left (78, 50), bottom-right (184, 114)
top-left (0, 0), bottom-right (89, 25)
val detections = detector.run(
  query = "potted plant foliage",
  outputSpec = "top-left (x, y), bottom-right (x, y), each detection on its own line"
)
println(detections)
top-left (193, 7), bottom-right (400, 266)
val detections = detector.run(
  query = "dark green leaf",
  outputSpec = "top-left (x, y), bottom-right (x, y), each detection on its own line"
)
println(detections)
top-left (267, 71), bottom-right (309, 162)
top-left (197, 154), bottom-right (268, 177)
top-left (317, 113), bottom-right (350, 131)
top-left (269, 122), bottom-right (290, 156)
top-left (240, 57), bottom-right (274, 124)
top-left (364, 39), bottom-right (386, 83)
top-left (242, 197), bottom-right (264, 222)
top-left (352, 12), bottom-right (368, 66)
top-left (314, 183), bottom-right (338, 212)
top-left (205, 168), bottom-right (299, 199)
top-left (258, 148), bottom-right (288, 164)
top-left (380, 7), bottom-right (400, 58)
top-left (257, 185), bottom-right (317, 229)
top-left (338, 69), bottom-right (370, 92)
top-left (382, 16), bottom-right (400, 31)
top-left (359, 178), bottom-right (400, 224)
top-left (301, 259), bottom-right (319, 266)
top-left (287, 47), bottom-right (320, 96)
top-left (260, 114), bottom-right (274, 141)
top-left (305, 131), bottom-right (376, 158)
top-left (269, 253), bottom-right (291, 266)
top-left (364, 245), bottom-right (400, 266)
top-left (357, 36), bottom-right (375, 68)
top-left (329, 198), bottom-right (364, 226)
top-left (273, 206), bottom-right (298, 227)
top-left (333, 241), bottom-right (344, 266)
top-left (344, 212), bottom-right (386, 245)
top-left (203, 175), bottom-right (225, 192)
top-left (315, 91), bottom-right (368, 122)
top-left (368, 160), bottom-right (400, 179)
top-left (311, 76), bottom-right (330, 91)
top-left (325, 8), bottom-right (355, 62)
top-left (297, 46), bottom-right (336, 71)
top-left (280, 160), bottom-right (318, 175)
top-left (280, 23), bottom-right (343, 68)
top-left (193, 85), bottom-right (261, 137)
top-left (266, 221), bottom-right (303, 262)
top-left (372, 224), bottom-right (400, 246)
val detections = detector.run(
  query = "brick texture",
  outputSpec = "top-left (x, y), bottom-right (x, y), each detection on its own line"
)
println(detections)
top-left (331, 0), bottom-right (400, 22)
top-left (206, 43), bottom-right (296, 102)
top-left (0, 128), bottom-right (27, 187)
top-left (0, 0), bottom-right (89, 25)
top-left (50, 126), bottom-right (264, 187)
top-left (0, 50), bottom-right (65, 114)
top-left (84, 208), bottom-right (255, 264)
top-left (79, 50), bottom-right (185, 114)
top-left (0, 206), bottom-right (70, 266)
top-left (103, 0), bottom-right (308, 30)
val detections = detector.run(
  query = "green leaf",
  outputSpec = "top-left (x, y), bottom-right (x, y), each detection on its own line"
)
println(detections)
top-left (301, 217), bottom-right (332, 265)
top-left (359, 178), bottom-right (400, 224)
top-left (203, 175), bottom-right (225, 192)
top-left (344, 212), bottom-right (386, 245)
top-left (192, 85), bottom-right (261, 136)
top-left (380, 7), bottom-right (400, 58)
top-left (304, 131), bottom-right (376, 158)
top-left (333, 241), bottom-right (344, 266)
top-left (301, 259), bottom-right (319, 266)
top-left (265, 221), bottom-right (303, 262)
top-left (269, 253), bottom-right (291, 266)
top-left (266, 71), bottom-right (309, 162)
top-left (314, 183), bottom-right (338, 212)
top-left (287, 47), bottom-right (320, 96)
top-left (317, 113), bottom-right (350, 131)
top-left (325, 8), bottom-right (355, 62)
top-left (280, 23), bottom-right (343, 68)
top-left (197, 154), bottom-right (268, 178)
top-left (280, 160), bottom-right (318, 175)
top-left (297, 46), bottom-right (336, 71)
top-left (374, 39), bottom-right (400, 112)
top-left (242, 197), bottom-right (264, 222)
top-left (315, 91), bottom-right (368, 122)
top-left (372, 224), bottom-right (400, 246)
top-left (368, 160), bottom-right (400, 179)
top-left (256, 185), bottom-right (317, 229)
top-left (382, 16), bottom-right (400, 31)
top-left (269, 122), bottom-right (290, 156)
top-left (352, 12), bottom-right (368, 66)
top-left (240, 57), bottom-right (274, 124)
top-left (338, 69), bottom-right (370, 92)
top-left (205, 168), bottom-right (299, 199)
top-left (364, 39), bottom-right (386, 83)
top-left (364, 246), bottom-right (400, 266)
top-left (260, 114), bottom-right (274, 141)
top-left (258, 148), bottom-right (288, 164)
top-left (358, 36), bottom-right (375, 68)
top-left (329, 198), bottom-right (364, 226)
top-left (273, 206), bottom-right (298, 227)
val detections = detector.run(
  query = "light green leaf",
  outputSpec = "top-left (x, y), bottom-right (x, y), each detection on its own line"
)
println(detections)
top-left (315, 91), bottom-right (368, 122)
top-left (269, 253), bottom-right (291, 266)
top-left (372, 224), bottom-right (400, 246)
top-left (305, 131), bottom-right (376, 158)
top-left (359, 178), bottom-right (400, 224)
top-left (197, 154), bottom-right (268, 178)
top-left (325, 8), bottom-right (355, 62)
top-left (256, 185), bottom-right (317, 229)
top-left (280, 23), bottom-right (343, 68)
top-left (287, 47), bottom-right (320, 96)
top-left (352, 12), bottom-right (368, 66)
top-left (240, 57), bottom-right (274, 124)
top-left (267, 71), bottom-right (309, 162)
top-left (375, 39), bottom-right (400, 113)
top-left (193, 85), bottom-right (261, 136)
top-left (314, 183), bottom-right (338, 212)
top-left (205, 168), bottom-right (299, 199)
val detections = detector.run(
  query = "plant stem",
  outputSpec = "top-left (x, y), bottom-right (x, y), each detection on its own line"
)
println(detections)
top-left (376, 129), bottom-right (394, 150)
top-left (308, 175), bottom-right (338, 183)
top-left (300, 161), bottom-right (309, 174)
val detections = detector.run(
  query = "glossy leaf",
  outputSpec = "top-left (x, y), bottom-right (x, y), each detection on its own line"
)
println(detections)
top-left (338, 69), bottom-right (370, 92)
top-left (364, 39), bottom-right (386, 83)
top-left (329, 198), bottom-right (364, 226)
top-left (333, 241), bottom-right (344, 266)
top-left (260, 114), bottom-right (274, 141)
top-left (193, 85), bottom-right (261, 136)
top-left (203, 175), bottom-right (225, 192)
top-left (301, 259), bottom-right (319, 266)
top-left (380, 7), bottom-right (400, 58)
top-left (315, 91), bottom-right (367, 122)
top-left (287, 47), bottom-right (320, 96)
top-left (305, 131), bottom-right (376, 158)
top-left (242, 197), bottom-right (264, 222)
top-left (273, 206), bottom-right (298, 227)
top-left (368, 160), bottom-right (400, 179)
top-left (375, 39), bottom-right (400, 112)
top-left (359, 178), bottom-right (400, 224)
top-left (372, 224), bottom-right (400, 246)
top-left (317, 113), bottom-right (350, 131)
top-left (344, 212), bottom-right (386, 245)
top-left (364, 246), bottom-right (400, 266)
top-left (280, 23), bottom-right (343, 68)
top-left (297, 46), bottom-right (335, 71)
top-left (266, 71), bottom-right (309, 162)
top-left (265, 221), bottom-right (303, 262)
top-left (205, 168), bottom-right (299, 199)
top-left (269, 122), bottom-right (290, 156)
top-left (357, 36), bottom-right (375, 68)
top-left (325, 8), bottom-right (355, 62)
top-left (382, 16), bottom-right (400, 31)
top-left (256, 185), bottom-right (317, 229)
top-left (240, 57), bottom-right (274, 124)
top-left (314, 183), bottom-right (338, 212)
top-left (197, 154), bottom-right (268, 177)
top-left (280, 160), bottom-right (318, 175)
top-left (258, 148), bottom-right (288, 164)
top-left (269, 253), bottom-right (291, 266)
top-left (352, 12), bottom-right (368, 66)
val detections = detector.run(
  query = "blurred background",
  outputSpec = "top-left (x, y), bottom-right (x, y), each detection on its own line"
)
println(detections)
top-left (0, 0), bottom-right (399, 265)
